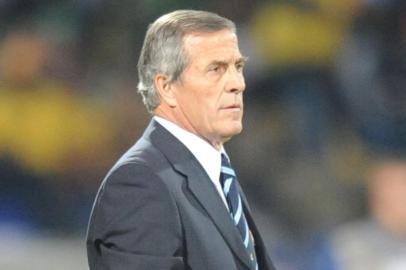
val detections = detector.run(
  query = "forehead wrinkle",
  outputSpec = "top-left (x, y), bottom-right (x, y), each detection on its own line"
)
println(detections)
top-left (183, 30), bottom-right (238, 52)
top-left (182, 31), bottom-right (243, 72)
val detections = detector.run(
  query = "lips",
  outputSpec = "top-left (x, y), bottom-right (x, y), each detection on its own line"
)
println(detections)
top-left (222, 104), bottom-right (241, 110)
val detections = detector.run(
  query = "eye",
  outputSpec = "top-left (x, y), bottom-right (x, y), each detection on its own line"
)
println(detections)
top-left (211, 66), bottom-right (219, 72)
top-left (236, 62), bottom-right (245, 72)
top-left (209, 64), bottom-right (223, 73)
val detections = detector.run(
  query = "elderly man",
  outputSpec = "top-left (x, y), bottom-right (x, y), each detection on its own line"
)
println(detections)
top-left (86, 10), bottom-right (275, 270)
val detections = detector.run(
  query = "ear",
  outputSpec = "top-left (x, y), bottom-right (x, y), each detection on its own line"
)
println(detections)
top-left (154, 74), bottom-right (177, 107)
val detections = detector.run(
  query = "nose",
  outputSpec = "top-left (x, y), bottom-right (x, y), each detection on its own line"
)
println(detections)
top-left (225, 68), bottom-right (245, 94)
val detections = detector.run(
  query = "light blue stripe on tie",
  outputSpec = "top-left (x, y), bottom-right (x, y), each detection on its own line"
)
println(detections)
top-left (243, 219), bottom-right (249, 247)
top-left (233, 196), bottom-right (242, 224)
top-left (221, 166), bottom-right (235, 176)
top-left (255, 262), bottom-right (258, 270)
top-left (223, 177), bottom-right (233, 195)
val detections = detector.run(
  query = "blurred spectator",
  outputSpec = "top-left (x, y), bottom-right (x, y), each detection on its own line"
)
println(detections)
top-left (0, 29), bottom-right (116, 233)
top-left (237, 0), bottom-right (367, 240)
top-left (250, 0), bottom-right (358, 70)
top-left (336, 0), bottom-right (406, 153)
top-left (248, 0), bottom-right (359, 154)
top-left (307, 156), bottom-right (406, 270)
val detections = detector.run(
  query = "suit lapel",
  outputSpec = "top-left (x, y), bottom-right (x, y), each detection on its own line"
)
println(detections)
top-left (145, 119), bottom-right (253, 269)
top-left (178, 159), bottom-right (253, 269)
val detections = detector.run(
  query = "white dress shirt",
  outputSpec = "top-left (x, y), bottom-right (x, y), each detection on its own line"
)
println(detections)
top-left (154, 116), bottom-right (228, 208)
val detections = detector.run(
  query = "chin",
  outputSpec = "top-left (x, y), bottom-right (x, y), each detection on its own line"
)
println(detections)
top-left (222, 123), bottom-right (243, 139)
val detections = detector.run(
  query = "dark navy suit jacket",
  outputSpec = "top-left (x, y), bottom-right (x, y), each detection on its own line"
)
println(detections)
top-left (86, 119), bottom-right (275, 270)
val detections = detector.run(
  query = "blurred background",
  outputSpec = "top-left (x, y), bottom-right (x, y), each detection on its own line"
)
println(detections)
top-left (1, 0), bottom-right (406, 269)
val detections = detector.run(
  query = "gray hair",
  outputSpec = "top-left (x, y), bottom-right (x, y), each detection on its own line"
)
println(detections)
top-left (137, 10), bottom-right (236, 113)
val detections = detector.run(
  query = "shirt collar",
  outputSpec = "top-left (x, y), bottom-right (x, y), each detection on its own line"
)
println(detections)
top-left (153, 116), bottom-right (225, 182)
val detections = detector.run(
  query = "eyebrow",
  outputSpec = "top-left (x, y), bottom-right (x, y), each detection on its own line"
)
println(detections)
top-left (208, 56), bottom-right (249, 66)
top-left (237, 56), bottom-right (249, 64)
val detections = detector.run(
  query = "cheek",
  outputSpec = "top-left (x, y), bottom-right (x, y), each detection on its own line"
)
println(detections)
top-left (181, 81), bottom-right (223, 122)
top-left (178, 89), bottom-right (200, 111)
top-left (200, 93), bottom-right (221, 117)
top-left (186, 93), bottom-right (216, 126)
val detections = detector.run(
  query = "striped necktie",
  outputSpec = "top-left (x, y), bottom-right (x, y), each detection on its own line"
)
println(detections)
top-left (220, 153), bottom-right (258, 270)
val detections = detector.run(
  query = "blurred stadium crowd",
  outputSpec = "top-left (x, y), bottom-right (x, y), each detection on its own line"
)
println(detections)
top-left (1, 0), bottom-right (406, 269)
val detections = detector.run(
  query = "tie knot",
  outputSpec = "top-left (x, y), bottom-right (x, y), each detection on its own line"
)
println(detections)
top-left (221, 153), bottom-right (231, 168)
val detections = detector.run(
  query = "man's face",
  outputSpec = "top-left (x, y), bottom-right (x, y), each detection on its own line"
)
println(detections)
top-left (171, 29), bottom-right (246, 147)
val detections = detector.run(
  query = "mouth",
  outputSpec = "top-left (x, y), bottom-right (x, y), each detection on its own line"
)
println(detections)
top-left (221, 104), bottom-right (241, 110)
